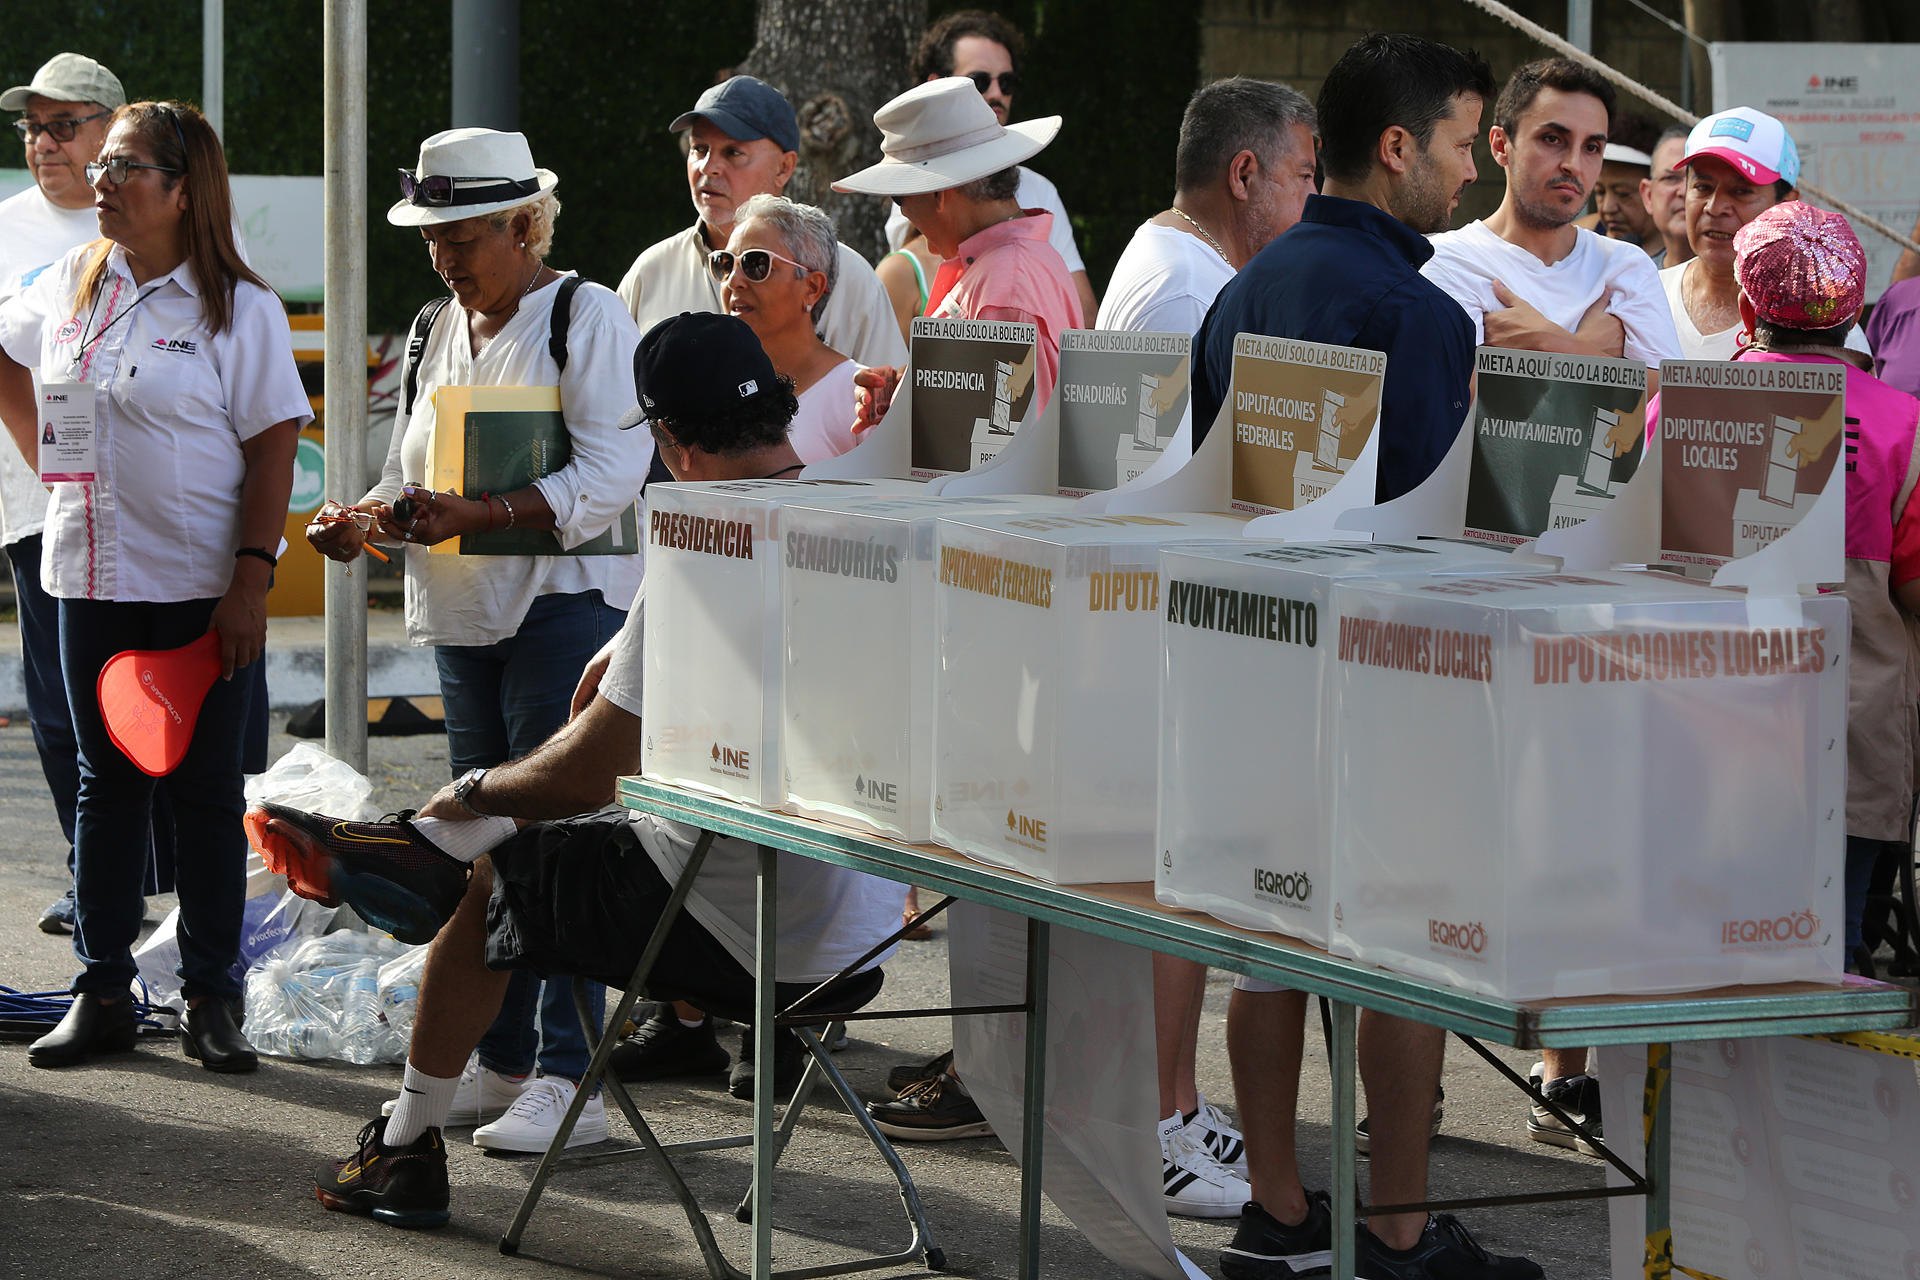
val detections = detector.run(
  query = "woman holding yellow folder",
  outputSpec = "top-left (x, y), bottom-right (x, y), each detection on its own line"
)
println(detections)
top-left (305, 128), bottom-right (647, 1154)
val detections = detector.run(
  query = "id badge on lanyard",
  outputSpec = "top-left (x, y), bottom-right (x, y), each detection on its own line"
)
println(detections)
top-left (37, 381), bottom-right (97, 483)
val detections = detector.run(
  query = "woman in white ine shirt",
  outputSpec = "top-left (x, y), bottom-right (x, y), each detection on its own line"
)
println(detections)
top-left (306, 130), bottom-right (647, 1150)
top-left (0, 102), bottom-right (309, 1072)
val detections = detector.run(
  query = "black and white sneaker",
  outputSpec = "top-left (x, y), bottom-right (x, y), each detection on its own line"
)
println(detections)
top-left (1526, 1070), bottom-right (1602, 1157)
top-left (1160, 1111), bottom-right (1252, 1219)
top-left (1355, 1213), bottom-right (1541, 1279)
top-left (1354, 1086), bottom-right (1444, 1157)
top-left (1220, 1193), bottom-right (1334, 1279)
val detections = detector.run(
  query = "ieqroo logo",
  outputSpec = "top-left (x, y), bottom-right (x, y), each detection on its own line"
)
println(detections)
top-left (1720, 909), bottom-right (1820, 949)
top-left (1253, 868), bottom-right (1312, 904)
top-left (1428, 918), bottom-right (1488, 957)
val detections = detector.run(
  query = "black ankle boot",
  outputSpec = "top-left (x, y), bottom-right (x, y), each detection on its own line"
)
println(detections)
top-left (182, 1000), bottom-right (258, 1073)
top-left (28, 994), bottom-right (137, 1068)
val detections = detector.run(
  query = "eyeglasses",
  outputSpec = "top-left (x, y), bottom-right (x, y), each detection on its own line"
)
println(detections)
top-left (13, 109), bottom-right (111, 143)
top-left (707, 247), bottom-right (812, 283)
top-left (85, 155), bottom-right (184, 186)
top-left (967, 71), bottom-right (1020, 96)
top-left (398, 169), bottom-right (541, 208)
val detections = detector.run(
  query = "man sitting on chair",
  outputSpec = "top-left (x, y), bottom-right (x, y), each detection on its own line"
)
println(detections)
top-left (247, 311), bottom-right (907, 1229)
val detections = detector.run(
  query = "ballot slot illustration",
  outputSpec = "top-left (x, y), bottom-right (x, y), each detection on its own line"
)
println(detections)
top-left (1135, 372), bottom-right (1162, 450)
top-left (1314, 389), bottom-right (1345, 471)
top-left (1762, 414), bottom-right (1799, 507)
top-left (1578, 406), bottom-right (1619, 496)
top-left (989, 360), bottom-right (1014, 434)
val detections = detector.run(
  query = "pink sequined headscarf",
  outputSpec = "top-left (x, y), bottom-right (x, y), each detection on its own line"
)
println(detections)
top-left (1733, 201), bottom-right (1867, 330)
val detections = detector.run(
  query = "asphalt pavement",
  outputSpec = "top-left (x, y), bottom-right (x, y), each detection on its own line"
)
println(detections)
top-left (0, 722), bottom-right (1618, 1280)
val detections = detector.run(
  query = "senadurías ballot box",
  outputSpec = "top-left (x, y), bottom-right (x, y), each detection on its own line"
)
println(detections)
top-left (641, 478), bottom-right (918, 808)
top-left (1328, 570), bottom-right (1847, 1000)
top-left (782, 492), bottom-right (1074, 841)
top-left (930, 510), bottom-right (1249, 883)
top-left (1155, 540), bottom-right (1543, 947)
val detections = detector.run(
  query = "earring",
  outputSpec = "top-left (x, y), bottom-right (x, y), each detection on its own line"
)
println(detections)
top-left (518, 241), bottom-right (526, 249)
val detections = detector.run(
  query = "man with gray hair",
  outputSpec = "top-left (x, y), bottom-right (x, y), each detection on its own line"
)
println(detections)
top-left (1097, 74), bottom-right (1317, 1221)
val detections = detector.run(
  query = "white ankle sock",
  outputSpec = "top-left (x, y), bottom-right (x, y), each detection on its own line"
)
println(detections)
top-left (386, 1063), bottom-right (461, 1145)
top-left (410, 814), bottom-right (518, 863)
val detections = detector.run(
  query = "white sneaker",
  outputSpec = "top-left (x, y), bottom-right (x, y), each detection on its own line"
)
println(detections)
top-left (1190, 1091), bottom-right (1247, 1176)
top-left (473, 1076), bottom-right (610, 1153)
top-left (1160, 1111), bottom-right (1252, 1219)
top-left (380, 1055), bottom-right (533, 1127)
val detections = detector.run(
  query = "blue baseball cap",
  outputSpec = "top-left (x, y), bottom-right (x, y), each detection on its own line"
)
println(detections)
top-left (669, 76), bottom-right (799, 154)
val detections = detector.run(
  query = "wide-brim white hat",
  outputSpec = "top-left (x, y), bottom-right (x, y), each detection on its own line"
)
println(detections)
top-left (388, 127), bottom-right (558, 227)
top-left (832, 77), bottom-right (1059, 197)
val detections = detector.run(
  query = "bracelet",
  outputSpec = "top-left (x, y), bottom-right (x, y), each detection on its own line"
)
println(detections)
top-left (481, 492), bottom-right (498, 531)
top-left (498, 493), bottom-right (516, 529)
top-left (235, 546), bottom-right (278, 569)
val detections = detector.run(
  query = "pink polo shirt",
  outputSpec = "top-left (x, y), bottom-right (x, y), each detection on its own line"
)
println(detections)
top-left (928, 209), bottom-right (1083, 414)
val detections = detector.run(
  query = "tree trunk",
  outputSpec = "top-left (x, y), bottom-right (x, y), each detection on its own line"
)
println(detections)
top-left (737, 0), bottom-right (926, 264)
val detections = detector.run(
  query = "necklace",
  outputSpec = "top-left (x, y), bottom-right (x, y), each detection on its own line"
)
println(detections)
top-left (1171, 206), bottom-right (1230, 265)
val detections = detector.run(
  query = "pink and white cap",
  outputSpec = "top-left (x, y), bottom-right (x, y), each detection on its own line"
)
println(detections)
top-left (1680, 107), bottom-right (1801, 187)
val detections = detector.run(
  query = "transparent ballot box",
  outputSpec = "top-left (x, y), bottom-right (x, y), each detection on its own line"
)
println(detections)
top-left (781, 492), bottom-right (1073, 841)
top-left (1328, 570), bottom-right (1847, 1000)
top-left (641, 478), bottom-right (918, 808)
top-left (1156, 541), bottom-right (1540, 947)
top-left (931, 510), bottom-right (1247, 883)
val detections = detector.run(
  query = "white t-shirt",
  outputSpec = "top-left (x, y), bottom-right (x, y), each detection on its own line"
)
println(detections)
top-left (0, 186), bottom-right (102, 547)
top-left (885, 165), bottom-right (1086, 275)
top-left (1096, 221), bottom-right (1234, 336)
top-left (788, 358), bottom-right (862, 464)
top-left (1659, 259), bottom-right (1874, 362)
top-left (366, 275), bottom-right (648, 646)
top-left (1422, 220), bottom-right (1683, 369)
top-left (617, 226), bottom-right (908, 373)
top-left (0, 243), bottom-right (313, 601)
top-left (597, 591), bottom-right (906, 983)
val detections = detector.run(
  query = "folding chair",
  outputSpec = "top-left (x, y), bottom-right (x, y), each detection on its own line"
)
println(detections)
top-left (499, 831), bottom-right (948, 1279)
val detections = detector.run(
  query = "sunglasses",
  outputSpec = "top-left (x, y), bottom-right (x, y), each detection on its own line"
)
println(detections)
top-left (397, 169), bottom-right (541, 208)
top-left (967, 71), bottom-right (1020, 96)
top-left (707, 247), bottom-right (812, 284)
top-left (13, 109), bottom-right (111, 143)
top-left (86, 155), bottom-right (184, 186)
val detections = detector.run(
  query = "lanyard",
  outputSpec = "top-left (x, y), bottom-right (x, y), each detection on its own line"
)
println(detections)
top-left (71, 276), bottom-right (164, 381)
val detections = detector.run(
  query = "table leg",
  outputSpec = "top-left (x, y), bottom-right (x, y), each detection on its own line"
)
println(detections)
top-left (752, 845), bottom-right (779, 1280)
top-left (1643, 1042), bottom-right (1672, 1280)
top-left (1018, 917), bottom-right (1051, 1280)
top-left (1329, 1000), bottom-right (1357, 1280)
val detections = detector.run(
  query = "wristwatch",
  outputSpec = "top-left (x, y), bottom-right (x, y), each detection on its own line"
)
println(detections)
top-left (452, 767), bottom-right (490, 817)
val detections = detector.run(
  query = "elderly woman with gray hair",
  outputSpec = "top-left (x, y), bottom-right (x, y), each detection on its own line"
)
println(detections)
top-left (708, 193), bottom-right (861, 460)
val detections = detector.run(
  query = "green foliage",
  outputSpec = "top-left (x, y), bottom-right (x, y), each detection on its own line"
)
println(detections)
top-left (3, 0), bottom-right (1181, 324)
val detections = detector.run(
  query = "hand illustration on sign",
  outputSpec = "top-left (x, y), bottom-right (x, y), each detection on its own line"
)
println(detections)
top-left (1146, 357), bottom-right (1190, 414)
top-left (1784, 412), bottom-right (1843, 465)
top-left (1602, 410), bottom-right (1641, 458)
top-left (1003, 345), bottom-right (1037, 405)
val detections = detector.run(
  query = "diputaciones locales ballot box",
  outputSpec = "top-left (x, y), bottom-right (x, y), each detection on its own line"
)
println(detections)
top-left (641, 478), bottom-right (919, 808)
top-left (781, 491), bottom-right (1074, 841)
top-left (930, 510), bottom-right (1248, 883)
top-left (1328, 570), bottom-right (1847, 1000)
top-left (1155, 540), bottom-right (1545, 948)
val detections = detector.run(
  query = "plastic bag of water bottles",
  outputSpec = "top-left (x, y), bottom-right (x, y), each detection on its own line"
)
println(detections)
top-left (243, 930), bottom-right (418, 1063)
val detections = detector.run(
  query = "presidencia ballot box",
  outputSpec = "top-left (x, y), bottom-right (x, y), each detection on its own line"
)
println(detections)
top-left (1153, 539), bottom-right (1546, 949)
top-left (928, 510), bottom-right (1248, 884)
top-left (640, 477), bottom-right (918, 809)
top-left (780, 491), bottom-right (1074, 842)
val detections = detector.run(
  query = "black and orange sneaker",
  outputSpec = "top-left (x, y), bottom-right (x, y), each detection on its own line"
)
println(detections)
top-left (316, 1117), bottom-right (451, 1229)
top-left (245, 803), bottom-right (467, 944)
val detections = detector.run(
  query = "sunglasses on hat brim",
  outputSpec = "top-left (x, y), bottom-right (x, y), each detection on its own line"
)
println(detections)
top-left (398, 169), bottom-right (541, 208)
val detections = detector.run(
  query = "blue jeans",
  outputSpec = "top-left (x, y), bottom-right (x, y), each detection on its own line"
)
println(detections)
top-left (436, 589), bottom-right (624, 1080)
top-left (9, 534), bottom-right (181, 895)
top-left (60, 596), bottom-right (256, 1002)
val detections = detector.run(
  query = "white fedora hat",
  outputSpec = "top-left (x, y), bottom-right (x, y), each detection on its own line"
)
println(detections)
top-left (832, 77), bottom-right (1060, 197)
top-left (388, 127), bottom-right (558, 227)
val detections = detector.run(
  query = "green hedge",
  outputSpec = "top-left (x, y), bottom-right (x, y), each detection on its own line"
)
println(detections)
top-left (4, 0), bottom-right (1191, 328)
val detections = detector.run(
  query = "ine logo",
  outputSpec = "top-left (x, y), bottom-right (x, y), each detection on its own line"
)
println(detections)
top-left (1004, 808), bottom-right (1047, 849)
top-left (709, 742), bottom-right (751, 779)
top-left (1806, 73), bottom-right (1860, 93)
top-left (854, 774), bottom-right (899, 806)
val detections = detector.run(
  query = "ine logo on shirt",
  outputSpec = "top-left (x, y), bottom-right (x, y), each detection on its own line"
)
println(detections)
top-left (150, 337), bottom-right (199, 355)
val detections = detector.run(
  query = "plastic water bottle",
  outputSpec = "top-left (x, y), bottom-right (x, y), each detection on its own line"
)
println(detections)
top-left (339, 958), bottom-right (383, 1065)
top-left (287, 1019), bottom-right (341, 1059)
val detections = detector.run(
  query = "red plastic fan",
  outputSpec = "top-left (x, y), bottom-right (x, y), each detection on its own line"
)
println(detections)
top-left (97, 632), bottom-right (224, 776)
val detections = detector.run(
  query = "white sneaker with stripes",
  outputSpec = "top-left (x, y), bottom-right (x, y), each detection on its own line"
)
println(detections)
top-left (1189, 1092), bottom-right (1247, 1175)
top-left (1160, 1110), bottom-right (1252, 1218)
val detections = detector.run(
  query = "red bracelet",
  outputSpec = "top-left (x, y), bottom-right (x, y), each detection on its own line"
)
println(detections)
top-left (481, 492), bottom-right (498, 531)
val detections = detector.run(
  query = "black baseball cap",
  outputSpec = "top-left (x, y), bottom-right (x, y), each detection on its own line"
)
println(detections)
top-left (669, 75), bottom-right (800, 154)
top-left (617, 312), bottom-right (782, 431)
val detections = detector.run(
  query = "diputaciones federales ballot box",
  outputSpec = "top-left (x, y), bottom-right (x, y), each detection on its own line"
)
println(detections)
top-left (1327, 569), bottom-right (1847, 1000)
top-left (929, 509), bottom-right (1247, 884)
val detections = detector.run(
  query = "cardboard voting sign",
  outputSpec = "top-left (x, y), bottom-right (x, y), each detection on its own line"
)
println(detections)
top-left (1462, 349), bottom-right (1649, 548)
top-left (1330, 570), bottom-right (1847, 1000)
top-left (1228, 334), bottom-right (1383, 516)
top-left (909, 317), bottom-right (1038, 479)
top-left (1659, 360), bottom-right (1846, 572)
top-left (1056, 330), bottom-right (1192, 497)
